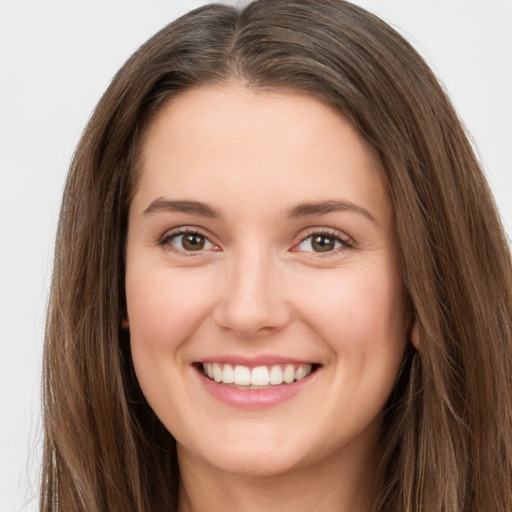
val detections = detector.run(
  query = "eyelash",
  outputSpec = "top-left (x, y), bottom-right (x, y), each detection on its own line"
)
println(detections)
top-left (159, 227), bottom-right (218, 255)
top-left (158, 227), bottom-right (353, 257)
top-left (295, 229), bottom-right (354, 256)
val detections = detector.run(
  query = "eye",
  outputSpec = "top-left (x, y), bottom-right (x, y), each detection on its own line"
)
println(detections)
top-left (295, 231), bottom-right (351, 254)
top-left (160, 229), bottom-right (217, 253)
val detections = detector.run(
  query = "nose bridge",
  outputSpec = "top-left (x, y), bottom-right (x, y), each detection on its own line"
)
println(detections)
top-left (214, 244), bottom-right (289, 337)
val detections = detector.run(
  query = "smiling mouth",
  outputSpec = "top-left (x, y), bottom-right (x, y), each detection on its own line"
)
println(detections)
top-left (197, 362), bottom-right (320, 388)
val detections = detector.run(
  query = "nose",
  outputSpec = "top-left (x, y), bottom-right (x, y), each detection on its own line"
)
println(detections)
top-left (212, 249), bottom-right (291, 339)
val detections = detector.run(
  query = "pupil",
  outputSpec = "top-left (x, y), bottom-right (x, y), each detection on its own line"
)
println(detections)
top-left (312, 235), bottom-right (335, 252)
top-left (183, 234), bottom-right (205, 251)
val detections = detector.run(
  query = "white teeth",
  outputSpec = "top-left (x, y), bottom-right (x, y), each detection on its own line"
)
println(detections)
top-left (250, 366), bottom-right (270, 386)
top-left (213, 363), bottom-right (222, 382)
top-left (269, 365), bottom-right (284, 385)
top-left (222, 363), bottom-right (234, 384)
top-left (283, 365), bottom-right (295, 384)
top-left (233, 365), bottom-right (251, 385)
top-left (295, 364), bottom-right (312, 381)
top-left (201, 362), bottom-right (314, 386)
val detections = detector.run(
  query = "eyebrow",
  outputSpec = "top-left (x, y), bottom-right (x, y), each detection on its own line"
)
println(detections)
top-left (143, 197), bottom-right (377, 224)
top-left (144, 198), bottom-right (221, 218)
top-left (285, 199), bottom-right (378, 224)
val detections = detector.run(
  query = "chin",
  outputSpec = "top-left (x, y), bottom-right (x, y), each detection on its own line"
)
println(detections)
top-left (203, 449), bottom-right (304, 478)
top-left (177, 426), bottom-right (309, 478)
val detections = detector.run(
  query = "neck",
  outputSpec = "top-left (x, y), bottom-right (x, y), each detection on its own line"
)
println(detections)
top-left (177, 445), bottom-right (376, 512)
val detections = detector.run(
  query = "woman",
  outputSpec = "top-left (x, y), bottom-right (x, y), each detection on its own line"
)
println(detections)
top-left (41, 0), bottom-right (512, 510)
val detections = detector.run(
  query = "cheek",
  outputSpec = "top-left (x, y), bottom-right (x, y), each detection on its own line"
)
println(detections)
top-left (295, 266), bottom-right (408, 362)
top-left (125, 266), bottom-right (218, 427)
top-left (125, 266), bottom-right (217, 356)
top-left (297, 267), bottom-right (408, 427)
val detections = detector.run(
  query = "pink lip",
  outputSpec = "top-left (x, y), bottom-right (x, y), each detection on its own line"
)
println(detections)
top-left (195, 365), bottom-right (318, 410)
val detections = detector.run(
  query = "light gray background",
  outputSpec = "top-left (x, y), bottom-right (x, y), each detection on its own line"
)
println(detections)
top-left (1, 1), bottom-right (511, 510)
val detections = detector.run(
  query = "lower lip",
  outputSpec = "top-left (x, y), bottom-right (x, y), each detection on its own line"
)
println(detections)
top-left (196, 369), bottom-right (317, 410)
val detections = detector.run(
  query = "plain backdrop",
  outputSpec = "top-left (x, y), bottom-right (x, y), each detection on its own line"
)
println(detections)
top-left (1, 1), bottom-right (511, 510)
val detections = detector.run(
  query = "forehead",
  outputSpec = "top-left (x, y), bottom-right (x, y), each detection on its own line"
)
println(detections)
top-left (134, 83), bottom-right (392, 226)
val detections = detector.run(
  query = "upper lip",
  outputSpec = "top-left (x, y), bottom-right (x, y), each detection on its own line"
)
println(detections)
top-left (197, 355), bottom-right (319, 368)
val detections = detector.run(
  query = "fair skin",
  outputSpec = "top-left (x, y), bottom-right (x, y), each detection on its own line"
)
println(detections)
top-left (125, 83), bottom-right (410, 512)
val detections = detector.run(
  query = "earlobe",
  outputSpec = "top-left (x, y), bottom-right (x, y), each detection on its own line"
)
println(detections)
top-left (410, 317), bottom-right (419, 350)
top-left (122, 318), bottom-right (130, 329)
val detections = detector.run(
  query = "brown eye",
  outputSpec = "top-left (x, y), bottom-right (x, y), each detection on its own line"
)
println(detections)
top-left (297, 233), bottom-right (346, 254)
top-left (311, 235), bottom-right (336, 252)
top-left (182, 233), bottom-right (206, 251)
top-left (165, 231), bottom-right (216, 252)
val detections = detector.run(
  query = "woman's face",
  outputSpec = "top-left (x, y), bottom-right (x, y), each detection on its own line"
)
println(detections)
top-left (125, 84), bottom-right (409, 477)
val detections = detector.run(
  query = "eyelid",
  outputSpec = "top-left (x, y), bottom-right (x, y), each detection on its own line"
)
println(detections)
top-left (158, 226), bottom-right (220, 254)
top-left (291, 227), bottom-right (354, 256)
top-left (157, 225), bottom-right (353, 257)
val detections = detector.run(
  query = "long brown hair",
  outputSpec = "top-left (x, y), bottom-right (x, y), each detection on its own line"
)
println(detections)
top-left (41, 1), bottom-right (512, 510)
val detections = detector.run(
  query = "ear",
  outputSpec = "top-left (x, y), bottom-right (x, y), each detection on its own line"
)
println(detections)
top-left (410, 316), bottom-right (419, 350)
top-left (122, 318), bottom-right (130, 329)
